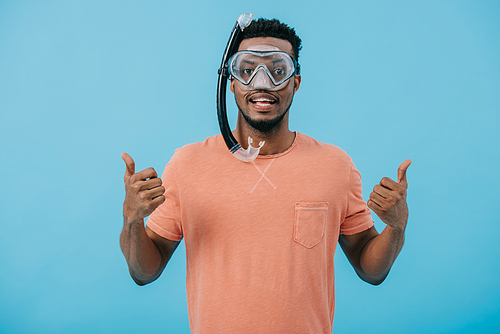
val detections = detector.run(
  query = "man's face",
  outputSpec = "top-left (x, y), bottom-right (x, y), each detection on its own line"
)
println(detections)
top-left (230, 37), bottom-right (301, 133)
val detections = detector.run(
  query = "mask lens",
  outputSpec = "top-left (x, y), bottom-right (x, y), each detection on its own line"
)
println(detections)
top-left (229, 51), bottom-right (295, 87)
top-left (267, 54), bottom-right (291, 83)
top-left (235, 55), bottom-right (259, 83)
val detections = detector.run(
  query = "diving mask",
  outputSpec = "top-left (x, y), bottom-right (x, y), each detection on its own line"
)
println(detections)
top-left (228, 50), bottom-right (300, 91)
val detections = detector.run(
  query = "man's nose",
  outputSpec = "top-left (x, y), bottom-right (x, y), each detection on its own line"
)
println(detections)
top-left (252, 68), bottom-right (273, 90)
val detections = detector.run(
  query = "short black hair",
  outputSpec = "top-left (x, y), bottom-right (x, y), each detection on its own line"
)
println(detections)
top-left (237, 18), bottom-right (302, 61)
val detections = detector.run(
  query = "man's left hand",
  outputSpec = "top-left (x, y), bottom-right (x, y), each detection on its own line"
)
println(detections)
top-left (367, 160), bottom-right (412, 230)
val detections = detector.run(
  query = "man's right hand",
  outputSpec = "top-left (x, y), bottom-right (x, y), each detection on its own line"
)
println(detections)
top-left (121, 152), bottom-right (165, 223)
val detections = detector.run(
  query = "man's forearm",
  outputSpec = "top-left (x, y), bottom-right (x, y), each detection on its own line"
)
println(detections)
top-left (360, 159), bottom-right (411, 284)
top-left (120, 218), bottom-right (163, 285)
top-left (359, 225), bottom-right (405, 284)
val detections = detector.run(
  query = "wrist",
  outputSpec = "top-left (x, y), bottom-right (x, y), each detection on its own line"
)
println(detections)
top-left (123, 214), bottom-right (144, 226)
top-left (385, 223), bottom-right (406, 235)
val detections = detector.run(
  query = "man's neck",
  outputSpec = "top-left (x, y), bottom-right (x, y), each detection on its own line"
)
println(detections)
top-left (233, 122), bottom-right (295, 156)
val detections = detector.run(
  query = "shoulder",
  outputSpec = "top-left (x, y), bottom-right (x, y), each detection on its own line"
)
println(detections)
top-left (165, 134), bottom-right (234, 178)
top-left (170, 134), bottom-right (226, 162)
top-left (295, 132), bottom-right (353, 165)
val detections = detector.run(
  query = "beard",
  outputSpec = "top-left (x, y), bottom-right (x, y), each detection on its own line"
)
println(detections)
top-left (238, 106), bottom-right (290, 133)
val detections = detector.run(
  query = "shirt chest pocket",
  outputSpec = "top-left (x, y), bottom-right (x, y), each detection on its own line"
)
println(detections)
top-left (293, 202), bottom-right (328, 248)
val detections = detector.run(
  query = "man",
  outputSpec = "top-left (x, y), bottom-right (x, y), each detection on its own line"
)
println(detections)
top-left (120, 18), bottom-right (411, 333)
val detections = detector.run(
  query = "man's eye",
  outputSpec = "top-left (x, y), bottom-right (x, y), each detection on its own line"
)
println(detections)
top-left (242, 68), bottom-right (253, 75)
top-left (274, 68), bottom-right (285, 75)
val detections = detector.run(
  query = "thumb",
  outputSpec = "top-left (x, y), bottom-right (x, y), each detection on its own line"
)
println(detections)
top-left (121, 152), bottom-right (135, 178)
top-left (397, 159), bottom-right (412, 188)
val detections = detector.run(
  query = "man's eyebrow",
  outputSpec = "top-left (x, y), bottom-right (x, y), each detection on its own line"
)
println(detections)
top-left (242, 59), bottom-right (256, 65)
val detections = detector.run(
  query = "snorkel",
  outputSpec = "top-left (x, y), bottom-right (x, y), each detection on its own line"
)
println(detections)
top-left (217, 13), bottom-right (265, 162)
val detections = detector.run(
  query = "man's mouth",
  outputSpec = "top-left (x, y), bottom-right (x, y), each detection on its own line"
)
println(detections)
top-left (249, 94), bottom-right (277, 108)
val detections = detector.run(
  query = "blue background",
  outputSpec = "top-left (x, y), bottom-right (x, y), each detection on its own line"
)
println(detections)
top-left (1, 1), bottom-right (499, 333)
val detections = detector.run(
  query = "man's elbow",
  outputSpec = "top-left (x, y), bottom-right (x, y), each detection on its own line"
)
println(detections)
top-left (133, 278), bottom-right (152, 286)
top-left (129, 268), bottom-right (160, 286)
top-left (363, 276), bottom-right (386, 286)
top-left (357, 270), bottom-right (389, 286)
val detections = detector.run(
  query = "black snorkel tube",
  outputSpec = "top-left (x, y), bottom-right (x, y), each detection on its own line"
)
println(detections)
top-left (217, 13), bottom-right (264, 162)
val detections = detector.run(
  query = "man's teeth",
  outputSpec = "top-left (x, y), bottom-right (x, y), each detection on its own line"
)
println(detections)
top-left (252, 98), bottom-right (274, 103)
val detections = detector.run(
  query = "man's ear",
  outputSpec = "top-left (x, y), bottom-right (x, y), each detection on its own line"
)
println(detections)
top-left (230, 78), bottom-right (235, 93)
top-left (293, 74), bottom-right (301, 94)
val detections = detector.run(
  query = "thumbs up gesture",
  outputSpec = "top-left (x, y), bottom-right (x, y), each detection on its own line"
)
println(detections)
top-left (121, 152), bottom-right (166, 223)
top-left (367, 160), bottom-right (412, 230)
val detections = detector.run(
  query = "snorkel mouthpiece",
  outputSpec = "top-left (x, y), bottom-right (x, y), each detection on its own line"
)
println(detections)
top-left (217, 13), bottom-right (265, 162)
top-left (232, 137), bottom-right (265, 162)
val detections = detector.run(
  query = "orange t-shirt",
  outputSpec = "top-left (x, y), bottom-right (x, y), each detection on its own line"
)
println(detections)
top-left (147, 132), bottom-right (373, 334)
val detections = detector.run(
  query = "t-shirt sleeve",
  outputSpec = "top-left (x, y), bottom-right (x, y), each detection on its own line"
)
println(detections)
top-left (340, 161), bottom-right (374, 235)
top-left (146, 160), bottom-right (183, 241)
